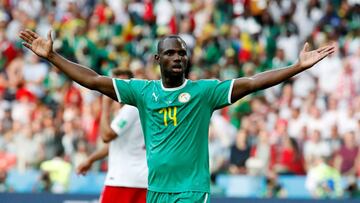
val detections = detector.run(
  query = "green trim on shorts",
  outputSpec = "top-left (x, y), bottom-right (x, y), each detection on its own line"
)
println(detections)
top-left (147, 191), bottom-right (210, 203)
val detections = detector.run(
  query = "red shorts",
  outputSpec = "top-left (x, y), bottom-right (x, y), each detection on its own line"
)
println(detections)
top-left (99, 186), bottom-right (147, 203)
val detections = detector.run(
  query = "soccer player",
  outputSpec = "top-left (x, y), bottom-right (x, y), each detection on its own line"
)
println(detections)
top-left (76, 69), bottom-right (147, 203)
top-left (19, 29), bottom-right (335, 202)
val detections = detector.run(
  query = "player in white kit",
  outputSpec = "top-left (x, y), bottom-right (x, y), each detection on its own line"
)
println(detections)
top-left (77, 69), bottom-right (147, 203)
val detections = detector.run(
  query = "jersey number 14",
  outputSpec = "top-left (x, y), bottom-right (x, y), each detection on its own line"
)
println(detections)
top-left (159, 107), bottom-right (177, 126)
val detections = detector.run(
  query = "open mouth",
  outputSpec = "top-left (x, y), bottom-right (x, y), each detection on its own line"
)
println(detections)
top-left (172, 65), bottom-right (183, 72)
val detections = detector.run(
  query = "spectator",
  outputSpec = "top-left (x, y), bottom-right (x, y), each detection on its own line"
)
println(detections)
top-left (229, 130), bottom-right (251, 174)
top-left (274, 136), bottom-right (305, 175)
top-left (345, 176), bottom-right (360, 198)
top-left (326, 125), bottom-right (342, 154)
top-left (322, 95), bottom-right (340, 139)
top-left (0, 169), bottom-right (13, 192)
top-left (304, 130), bottom-right (331, 170)
top-left (209, 111), bottom-right (235, 178)
top-left (305, 155), bottom-right (343, 198)
top-left (263, 174), bottom-right (287, 198)
top-left (33, 171), bottom-right (52, 193)
top-left (22, 54), bottom-right (49, 98)
top-left (40, 148), bottom-right (71, 193)
top-left (246, 130), bottom-right (276, 176)
top-left (0, 0), bottom-right (358, 198)
top-left (334, 132), bottom-right (359, 176)
top-left (287, 107), bottom-right (306, 139)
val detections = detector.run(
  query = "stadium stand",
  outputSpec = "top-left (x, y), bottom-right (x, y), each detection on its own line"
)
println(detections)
top-left (0, 0), bottom-right (359, 200)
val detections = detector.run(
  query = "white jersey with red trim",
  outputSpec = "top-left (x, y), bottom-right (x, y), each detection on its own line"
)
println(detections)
top-left (105, 105), bottom-right (147, 188)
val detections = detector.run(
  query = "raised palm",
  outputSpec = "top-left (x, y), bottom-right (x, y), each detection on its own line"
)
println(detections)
top-left (19, 29), bottom-right (53, 58)
top-left (298, 42), bottom-right (335, 69)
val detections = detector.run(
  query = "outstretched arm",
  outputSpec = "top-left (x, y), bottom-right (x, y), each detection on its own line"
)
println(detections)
top-left (231, 43), bottom-right (335, 102)
top-left (19, 29), bottom-right (117, 100)
top-left (76, 144), bottom-right (109, 175)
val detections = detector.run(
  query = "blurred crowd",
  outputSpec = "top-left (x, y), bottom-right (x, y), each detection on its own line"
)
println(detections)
top-left (0, 0), bottom-right (359, 198)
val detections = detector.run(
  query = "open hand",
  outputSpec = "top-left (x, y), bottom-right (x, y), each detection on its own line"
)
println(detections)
top-left (19, 29), bottom-right (53, 58)
top-left (298, 42), bottom-right (336, 69)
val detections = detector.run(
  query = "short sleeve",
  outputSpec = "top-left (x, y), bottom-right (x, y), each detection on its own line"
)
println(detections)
top-left (110, 106), bottom-right (138, 137)
top-left (206, 79), bottom-right (235, 110)
top-left (112, 78), bottom-right (147, 106)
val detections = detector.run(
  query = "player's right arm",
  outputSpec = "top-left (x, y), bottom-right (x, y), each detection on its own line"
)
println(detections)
top-left (76, 144), bottom-right (109, 176)
top-left (19, 29), bottom-right (117, 101)
top-left (101, 94), bottom-right (141, 143)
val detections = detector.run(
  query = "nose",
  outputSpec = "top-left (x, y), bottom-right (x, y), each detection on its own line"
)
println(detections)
top-left (174, 53), bottom-right (181, 62)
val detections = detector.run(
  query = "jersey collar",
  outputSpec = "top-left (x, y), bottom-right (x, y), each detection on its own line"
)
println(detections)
top-left (160, 79), bottom-right (188, 91)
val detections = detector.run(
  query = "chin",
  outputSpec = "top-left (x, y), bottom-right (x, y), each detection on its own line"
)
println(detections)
top-left (173, 70), bottom-right (184, 75)
top-left (168, 72), bottom-right (184, 78)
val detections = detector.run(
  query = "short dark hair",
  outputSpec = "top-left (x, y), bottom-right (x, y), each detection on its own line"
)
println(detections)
top-left (111, 68), bottom-right (133, 78)
top-left (157, 35), bottom-right (187, 54)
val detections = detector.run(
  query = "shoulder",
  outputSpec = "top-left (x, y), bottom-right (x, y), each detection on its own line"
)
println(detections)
top-left (113, 78), bottom-right (152, 84)
top-left (191, 79), bottom-right (232, 88)
top-left (113, 78), bottom-right (156, 89)
top-left (133, 79), bottom-right (159, 86)
top-left (121, 104), bottom-right (139, 113)
top-left (194, 79), bottom-right (221, 84)
top-left (116, 104), bottom-right (139, 116)
top-left (188, 79), bottom-right (221, 86)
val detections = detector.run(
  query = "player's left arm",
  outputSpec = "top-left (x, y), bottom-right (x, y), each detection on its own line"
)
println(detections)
top-left (101, 96), bottom-right (118, 143)
top-left (230, 43), bottom-right (335, 103)
top-left (76, 144), bottom-right (109, 175)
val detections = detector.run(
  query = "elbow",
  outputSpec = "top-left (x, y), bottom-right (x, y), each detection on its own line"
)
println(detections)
top-left (101, 132), bottom-right (112, 143)
top-left (87, 78), bottom-right (98, 90)
top-left (101, 131), bottom-right (117, 143)
top-left (102, 136), bottom-right (112, 143)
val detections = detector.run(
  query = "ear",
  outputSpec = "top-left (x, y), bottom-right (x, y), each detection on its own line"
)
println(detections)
top-left (154, 54), bottom-right (160, 61)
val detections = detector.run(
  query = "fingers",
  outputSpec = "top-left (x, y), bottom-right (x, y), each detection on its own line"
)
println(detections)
top-left (19, 31), bottom-right (34, 43)
top-left (321, 47), bottom-right (335, 57)
top-left (22, 42), bottom-right (32, 50)
top-left (26, 29), bottom-right (39, 40)
top-left (76, 168), bottom-right (86, 176)
top-left (317, 45), bottom-right (335, 54)
top-left (47, 29), bottom-right (52, 41)
top-left (322, 46), bottom-right (335, 55)
top-left (316, 41), bottom-right (337, 53)
top-left (318, 48), bottom-right (335, 61)
top-left (302, 42), bottom-right (309, 52)
top-left (316, 46), bottom-right (329, 53)
top-left (19, 29), bottom-right (40, 44)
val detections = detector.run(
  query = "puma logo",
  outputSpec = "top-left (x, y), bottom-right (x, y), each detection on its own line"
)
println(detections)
top-left (152, 92), bottom-right (159, 101)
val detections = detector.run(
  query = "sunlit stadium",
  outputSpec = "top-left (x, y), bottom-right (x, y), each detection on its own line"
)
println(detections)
top-left (0, 0), bottom-right (360, 203)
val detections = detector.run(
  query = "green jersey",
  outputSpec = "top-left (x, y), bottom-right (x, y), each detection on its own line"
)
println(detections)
top-left (113, 79), bottom-right (234, 193)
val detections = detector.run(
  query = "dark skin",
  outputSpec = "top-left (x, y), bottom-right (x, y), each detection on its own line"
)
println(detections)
top-left (155, 37), bottom-right (188, 88)
top-left (19, 30), bottom-right (335, 104)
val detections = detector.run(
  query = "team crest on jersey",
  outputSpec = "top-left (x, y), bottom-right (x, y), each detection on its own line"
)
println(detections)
top-left (178, 92), bottom-right (191, 103)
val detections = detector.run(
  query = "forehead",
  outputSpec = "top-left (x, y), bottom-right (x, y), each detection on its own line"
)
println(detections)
top-left (161, 38), bottom-right (186, 52)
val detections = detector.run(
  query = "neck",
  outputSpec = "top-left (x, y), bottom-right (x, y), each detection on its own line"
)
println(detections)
top-left (162, 76), bottom-right (185, 88)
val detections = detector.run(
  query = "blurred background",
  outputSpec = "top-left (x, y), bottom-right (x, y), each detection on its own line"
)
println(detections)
top-left (0, 0), bottom-right (359, 202)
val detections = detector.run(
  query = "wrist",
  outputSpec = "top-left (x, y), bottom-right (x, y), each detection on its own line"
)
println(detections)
top-left (87, 158), bottom-right (95, 164)
top-left (46, 50), bottom-right (56, 60)
top-left (294, 61), bottom-right (306, 71)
